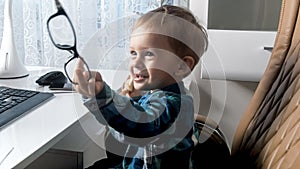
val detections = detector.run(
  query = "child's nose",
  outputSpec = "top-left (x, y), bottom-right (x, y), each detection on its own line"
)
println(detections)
top-left (132, 56), bottom-right (144, 68)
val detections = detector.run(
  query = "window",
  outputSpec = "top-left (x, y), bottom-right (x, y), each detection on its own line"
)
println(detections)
top-left (207, 0), bottom-right (281, 31)
top-left (0, 0), bottom-right (188, 69)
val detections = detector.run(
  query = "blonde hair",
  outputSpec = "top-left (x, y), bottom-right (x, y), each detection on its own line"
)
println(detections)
top-left (132, 5), bottom-right (208, 70)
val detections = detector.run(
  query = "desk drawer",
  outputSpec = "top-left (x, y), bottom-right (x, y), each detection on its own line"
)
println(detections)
top-left (25, 149), bottom-right (83, 169)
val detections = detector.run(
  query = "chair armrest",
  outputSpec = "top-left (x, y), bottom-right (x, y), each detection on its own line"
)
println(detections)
top-left (192, 114), bottom-right (231, 169)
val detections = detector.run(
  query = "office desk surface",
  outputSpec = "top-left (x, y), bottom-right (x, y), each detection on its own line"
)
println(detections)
top-left (0, 66), bottom-right (128, 169)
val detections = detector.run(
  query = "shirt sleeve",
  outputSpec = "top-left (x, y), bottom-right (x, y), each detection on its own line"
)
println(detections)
top-left (84, 83), bottom-right (193, 146)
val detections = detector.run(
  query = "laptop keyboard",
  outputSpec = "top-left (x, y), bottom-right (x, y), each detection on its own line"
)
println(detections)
top-left (0, 86), bottom-right (54, 128)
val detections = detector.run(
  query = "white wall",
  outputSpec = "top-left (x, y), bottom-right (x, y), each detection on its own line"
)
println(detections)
top-left (189, 0), bottom-right (258, 148)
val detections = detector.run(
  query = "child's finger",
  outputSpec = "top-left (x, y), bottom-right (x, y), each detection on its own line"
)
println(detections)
top-left (87, 71), bottom-right (103, 82)
top-left (83, 71), bottom-right (104, 97)
top-left (124, 76), bottom-right (133, 92)
top-left (87, 78), bottom-right (96, 96)
top-left (74, 67), bottom-right (90, 94)
top-left (75, 58), bottom-right (85, 69)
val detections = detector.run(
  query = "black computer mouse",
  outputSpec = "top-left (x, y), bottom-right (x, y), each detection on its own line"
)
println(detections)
top-left (36, 71), bottom-right (67, 86)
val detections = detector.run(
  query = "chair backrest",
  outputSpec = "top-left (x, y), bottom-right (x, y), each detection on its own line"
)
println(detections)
top-left (231, 0), bottom-right (300, 168)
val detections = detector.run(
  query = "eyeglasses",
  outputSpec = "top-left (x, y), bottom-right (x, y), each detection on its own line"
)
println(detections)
top-left (47, 0), bottom-right (91, 85)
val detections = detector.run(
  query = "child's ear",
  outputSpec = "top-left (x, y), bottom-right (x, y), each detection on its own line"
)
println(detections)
top-left (174, 56), bottom-right (195, 77)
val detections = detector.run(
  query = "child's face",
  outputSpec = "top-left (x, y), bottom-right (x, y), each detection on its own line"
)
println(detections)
top-left (129, 31), bottom-right (183, 91)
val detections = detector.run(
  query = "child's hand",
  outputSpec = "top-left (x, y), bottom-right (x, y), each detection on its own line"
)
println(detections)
top-left (73, 59), bottom-right (104, 97)
top-left (120, 75), bottom-right (143, 98)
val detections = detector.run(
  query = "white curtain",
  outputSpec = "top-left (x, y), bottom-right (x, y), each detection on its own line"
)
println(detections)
top-left (0, 0), bottom-right (188, 69)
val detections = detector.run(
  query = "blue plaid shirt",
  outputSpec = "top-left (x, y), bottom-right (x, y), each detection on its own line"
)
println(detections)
top-left (84, 81), bottom-right (196, 169)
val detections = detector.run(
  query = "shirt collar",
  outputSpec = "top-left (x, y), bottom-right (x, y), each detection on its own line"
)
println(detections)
top-left (150, 81), bottom-right (185, 95)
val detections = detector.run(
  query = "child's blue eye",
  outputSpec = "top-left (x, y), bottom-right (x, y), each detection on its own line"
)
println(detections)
top-left (145, 51), bottom-right (154, 56)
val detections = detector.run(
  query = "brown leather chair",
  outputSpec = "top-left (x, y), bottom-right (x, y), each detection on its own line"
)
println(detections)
top-left (231, 0), bottom-right (300, 168)
top-left (193, 0), bottom-right (300, 168)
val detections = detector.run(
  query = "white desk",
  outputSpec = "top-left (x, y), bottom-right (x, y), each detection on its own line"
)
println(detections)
top-left (0, 66), bottom-right (128, 169)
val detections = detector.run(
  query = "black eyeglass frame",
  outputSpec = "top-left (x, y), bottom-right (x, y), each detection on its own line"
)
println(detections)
top-left (46, 0), bottom-right (91, 85)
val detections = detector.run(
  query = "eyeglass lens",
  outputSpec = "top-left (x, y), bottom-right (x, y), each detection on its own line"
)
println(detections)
top-left (48, 15), bottom-right (75, 48)
top-left (65, 57), bottom-right (91, 84)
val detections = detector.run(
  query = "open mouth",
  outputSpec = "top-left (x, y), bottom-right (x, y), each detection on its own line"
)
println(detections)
top-left (134, 74), bottom-right (149, 80)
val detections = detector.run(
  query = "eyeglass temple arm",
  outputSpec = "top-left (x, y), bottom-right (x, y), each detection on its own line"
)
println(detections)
top-left (55, 0), bottom-right (63, 10)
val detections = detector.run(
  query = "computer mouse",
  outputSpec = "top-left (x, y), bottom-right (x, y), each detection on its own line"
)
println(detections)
top-left (35, 71), bottom-right (67, 86)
